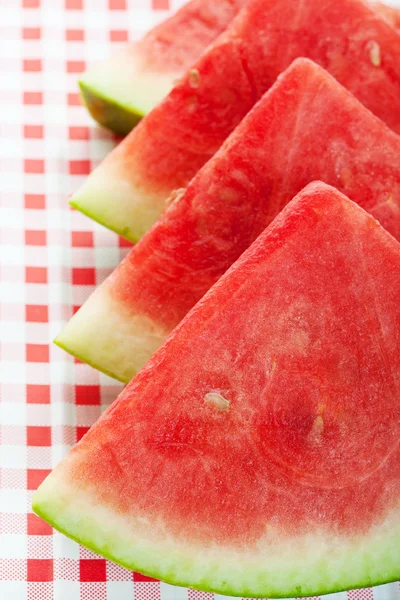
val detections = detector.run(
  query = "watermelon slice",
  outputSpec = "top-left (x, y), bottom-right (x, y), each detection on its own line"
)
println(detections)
top-left (78, 0), bottom-right (396, 136)
top-left (57, 58), bottom-right (400, 383)
top-left (34, 182), bottom-right (400, 596)
top-left (71, 0), bottom-right (400, 242)
top-left (79, 0), bottom-right (246, 135)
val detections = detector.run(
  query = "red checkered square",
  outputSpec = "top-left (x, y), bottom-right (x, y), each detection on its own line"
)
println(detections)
top-left (27, 559), bottom-right (54, 582)
top-left (65, 0), bottom-right (83, 8)
top-left (26, 305), bottom-right (48, 322)
top-left (24, 159), bottom-right (45, 174)
top-left (25, 230), bottom-right (47, 245)
top-left (23, 59), bottom-right (42, 72)
top-left (27, 385), bottom-right (50, 404)
top-left (24, 125), bottom-right (44, 139)
top-left (76, 426), bottom-right (90, 441)
top-left (25, 193), bottom-right (45, 208)
top-left (27, 469), bottom-right (51, 490)
top-left (67, 60), bottom-right (85, 73)
top-left (109, 0), bottom-right (127, 9)
top-left (23, 92), bottom-right (43, 104)
top-left (152, 0), bottom-right (169, 8)
top-left (25, 266), bottom-right (47, 283)
top-left (27, 513), bottom-right (53, 536)
top-left (71, 231), bottom-right (94, 247)
top-left (23, 27), bottom-right (41, 39)
top-left (110, 30), bottom-right (129, 42)
top-left (80, 560), bottom-right (107, 582)
top-left (66, 29), bottom-right (85, 41)
top-left (75, 385), bottom-right (100, 405)
top-left (26, 344), bottom-right (49, 362)
top-left (69, 126), bottom-right (89, 140)
top-left (27, 426), bottom-right (52, 446)
top-left (67, 92), bottom-right (81, 106)
top-left (69, 160), bottom-right (91, 175)
top-left (72, 267), bottom-right (95, 285)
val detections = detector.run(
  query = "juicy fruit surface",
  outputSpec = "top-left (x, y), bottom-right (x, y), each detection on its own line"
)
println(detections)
top-left (79, 0), bottom-right (246, 135)
top-left (34, 183), bottom-right (400, 596)
top-left (73, 0), bottom-right (400, 241)
top-left (132, 0), bottom-right (246, 74)
top-left (60, 58), bottom-right (400, 382)
top-left (111, 58), bottom-right (400, 327)
top-left (372, 2), bottom-right (400, 31)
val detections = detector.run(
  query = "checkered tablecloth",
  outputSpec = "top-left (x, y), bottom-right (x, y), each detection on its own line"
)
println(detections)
top-left (1, 1), bottom-right (400, 599)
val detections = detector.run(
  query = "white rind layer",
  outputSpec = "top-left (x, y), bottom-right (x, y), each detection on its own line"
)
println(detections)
top-left (81, 48), bottom-right (176, 120)
top-left (55, 284), bottom-right (168, 383)
top-left (70, 154), bottom-right (168, 243)
top-left (33, 459), bottom-right (400, 598)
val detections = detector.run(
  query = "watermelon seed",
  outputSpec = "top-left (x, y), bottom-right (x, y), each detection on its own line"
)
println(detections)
top-left (204, 392), bottom-right (230, 412)
top-left (188, 69), bottom-right (201, 89)
top-left (367, 40), bottom-right (381, 67)
top-left (165, 188), bottom-right (186, 207)
top-left (309, 415), bottom-right (324, 444)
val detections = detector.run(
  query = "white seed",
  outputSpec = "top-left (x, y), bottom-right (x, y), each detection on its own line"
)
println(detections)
top-left (165, 188), bottom-right (185, 207)
top-left (368, 41), bottom-right (381, 67)
top-left (204, 392), bottom-right (230, 412)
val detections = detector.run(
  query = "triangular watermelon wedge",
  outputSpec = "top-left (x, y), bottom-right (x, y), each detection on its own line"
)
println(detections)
top-left (79, 0), bottom-right (246, 135)
top-left (78, 0), bottom-right (398, 136)
top-left (34, 182), bottom-right (400, 597)
top-left (71, 0), bottom-right (400, 242)
top-left (57, 58), bottom-right (400, 383)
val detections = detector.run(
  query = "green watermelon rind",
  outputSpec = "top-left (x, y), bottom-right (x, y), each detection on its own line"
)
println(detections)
top-left (79, 80), bottom-right (143, 137)
top-left (69, 196), bottom-right (140, 244)
top-left (53, 336), bottom-right (128, 384)
top-left (32, 472), bottom-right (400, 598)
top-left (77, 46), bottom-right (176, 137)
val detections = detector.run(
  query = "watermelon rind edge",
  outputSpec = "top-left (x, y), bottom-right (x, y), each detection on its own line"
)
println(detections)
top-left (53, 283), bottom-right (168, 383)
top-left (77, 48), bottom-right (175, 137)
top-left (69, 157), bottom-right (166, 244)
top-left (32, 469), bottom-right (400, 598)
top-left (79, 79), bottom-right (144, 137)
top-left (69, 195), bottom-right (140, 244)
top-left (53, 336), bottom-right (128, 384)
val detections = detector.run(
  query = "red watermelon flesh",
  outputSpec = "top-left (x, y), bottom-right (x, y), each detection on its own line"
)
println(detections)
top-left (79, 0), bottom-right (247, 135)
top-left (34, 182), bottom-right (400, 597)
top-left (372, 2), bottom-right (400, 31)
top-left (56, 58), bottom-right (400, 383)
top-left (71, 0), bottom-right (400, 242)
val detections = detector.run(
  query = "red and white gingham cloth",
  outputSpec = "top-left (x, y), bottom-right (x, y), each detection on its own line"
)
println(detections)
top-left (1, 1), bottom-right (400, 598)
